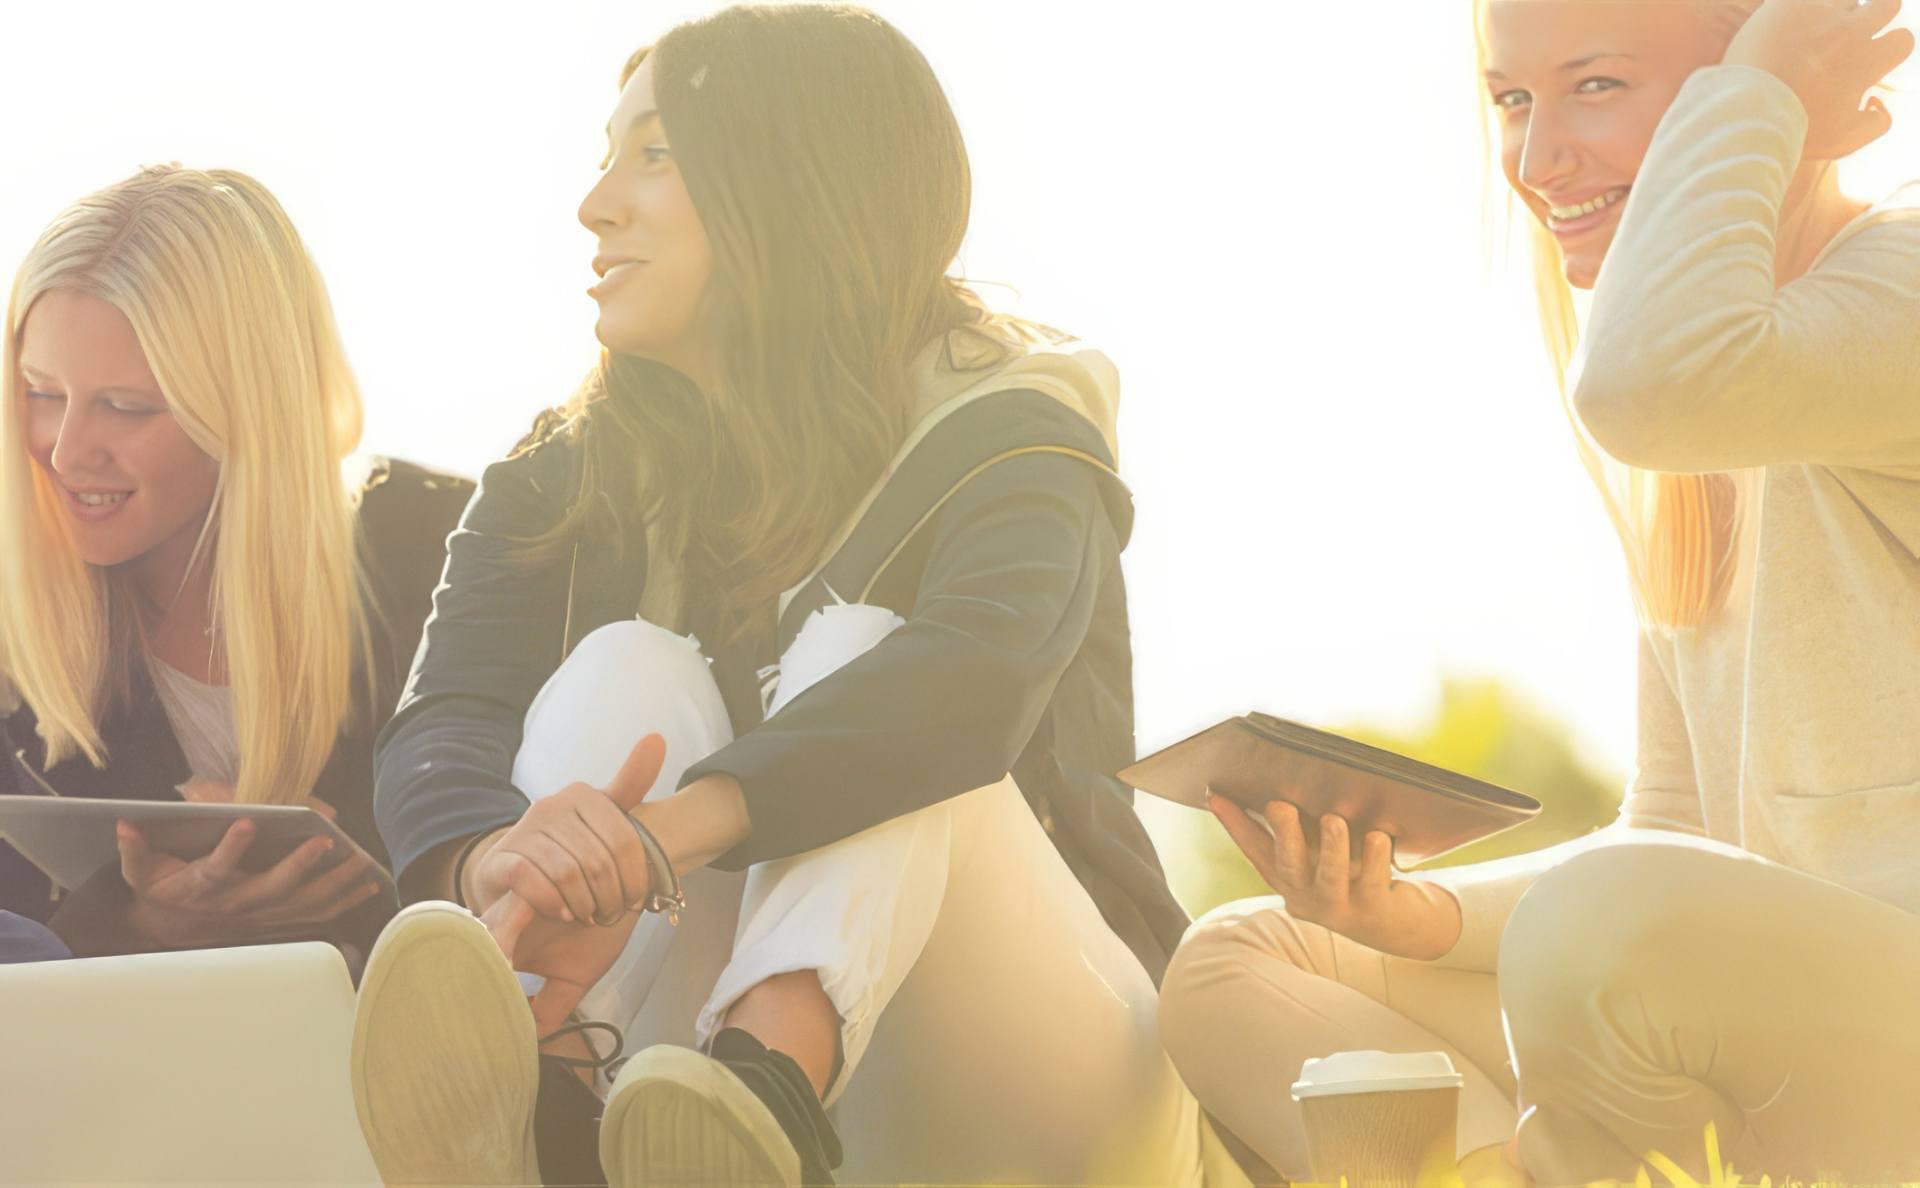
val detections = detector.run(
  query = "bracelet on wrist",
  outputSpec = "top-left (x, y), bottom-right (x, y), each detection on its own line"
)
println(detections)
top-left (626, 814), bottom-right (686, 926)
top-left (448, 831), bottom-right (491, 910)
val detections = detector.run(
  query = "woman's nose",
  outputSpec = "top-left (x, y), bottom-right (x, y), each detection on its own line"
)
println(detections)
top-left (46, 405), bottom-right (106, 476)
top-left (578, 169), bottom-right (626, 236)
top-left (1517, 110), bottom-right (1579, 197)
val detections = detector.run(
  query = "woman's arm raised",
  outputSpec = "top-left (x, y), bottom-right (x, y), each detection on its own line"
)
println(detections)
top-left (1575, 61), bottom-right (1920, 474)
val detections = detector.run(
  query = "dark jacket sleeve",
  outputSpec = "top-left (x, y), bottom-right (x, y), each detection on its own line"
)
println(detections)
top-left (372, 440), bottom-right (582, 894)
top-left (684, 451), bottom-right (1108, 868)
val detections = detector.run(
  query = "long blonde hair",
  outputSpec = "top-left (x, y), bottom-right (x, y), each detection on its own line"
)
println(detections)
top-left (0, 165), bottom-right (367, 804)
top-left (1477, 3), bottom-right (1741, 630)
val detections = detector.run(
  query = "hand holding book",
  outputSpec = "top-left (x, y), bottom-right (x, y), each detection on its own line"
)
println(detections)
top-left (1205, 792), bottom-right (1464, 962)
top-left (1122, 712), bottom-right (1541, 961)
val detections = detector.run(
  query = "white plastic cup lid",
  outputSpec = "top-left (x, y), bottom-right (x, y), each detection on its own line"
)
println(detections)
top-left (1290, 1050), bottom-right (1465, 1100)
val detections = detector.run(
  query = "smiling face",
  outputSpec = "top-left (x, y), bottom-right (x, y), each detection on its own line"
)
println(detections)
top-left (16, 288), bottom-right (219, 579)
top-left (577, 55), bottom-right (715, 371)
top-left (1484, 1), bottom-right (1734, 288)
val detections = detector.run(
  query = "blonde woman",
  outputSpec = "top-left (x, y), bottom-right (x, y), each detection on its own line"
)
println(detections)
top-left (1158, 0), bottom-right (1920, 1182)
top-left (0, 165), bottom-right (472, 961)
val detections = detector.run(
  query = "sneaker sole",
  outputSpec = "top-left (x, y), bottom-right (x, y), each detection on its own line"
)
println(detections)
top-left (350, 901), bottom-right (541, 1186)
top-left (600, 1046), bottom-right (801, 1188)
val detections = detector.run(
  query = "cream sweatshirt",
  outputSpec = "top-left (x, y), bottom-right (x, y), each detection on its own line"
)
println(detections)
top-left (1420, 65), bottom-right (1920, 972)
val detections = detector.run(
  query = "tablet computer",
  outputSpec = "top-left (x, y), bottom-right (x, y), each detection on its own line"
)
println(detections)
top-left (1118, 713), bottom-right (1541, 868)
top-left (0, 795), bottom-right (396, 902)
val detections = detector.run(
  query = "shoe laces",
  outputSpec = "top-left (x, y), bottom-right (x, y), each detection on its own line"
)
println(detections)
top-left (539, 1018), bottom-right (629, 1078)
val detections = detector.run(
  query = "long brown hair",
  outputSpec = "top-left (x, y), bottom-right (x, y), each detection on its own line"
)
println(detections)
top-left (556, 5), bottom-right (997, 644)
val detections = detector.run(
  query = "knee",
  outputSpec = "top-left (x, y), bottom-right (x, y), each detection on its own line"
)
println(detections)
top-left (529, 620), bottom-right (726, 734)
top-left (545, 619), bottom-right (713, 704)
top-left (1498, 842), bottom-right (1713, 1034)
top-left (1159, 897), bottom-right (1306, 1066)
top-left (517, 619), bottom-right (732, 795)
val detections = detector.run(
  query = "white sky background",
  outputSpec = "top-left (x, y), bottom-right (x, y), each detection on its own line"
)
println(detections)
top-left (4, 3), bottom-right (1914, 840)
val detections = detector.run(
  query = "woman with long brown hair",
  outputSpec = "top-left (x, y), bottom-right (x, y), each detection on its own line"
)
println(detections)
top-left (349, 6), bottom-right (1200, 1186)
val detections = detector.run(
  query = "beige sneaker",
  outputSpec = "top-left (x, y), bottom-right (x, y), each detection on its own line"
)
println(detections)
top-left (599, 1045), bottom-right (801, 1188)
top-left (350, 900), bottom-right (542, 1186)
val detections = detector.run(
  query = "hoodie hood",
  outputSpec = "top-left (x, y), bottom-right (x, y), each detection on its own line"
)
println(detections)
top-left (908, 321), bottom-right (1121, 465)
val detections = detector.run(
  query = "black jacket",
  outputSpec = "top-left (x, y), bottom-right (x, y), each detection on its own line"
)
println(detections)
top-left (375, 390), bottom-right (1191, 982)
top-left (0, 459), bottom-right (473, 957)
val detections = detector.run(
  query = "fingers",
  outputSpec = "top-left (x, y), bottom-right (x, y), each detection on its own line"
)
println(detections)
top-left (224, 836), bottom-right (335, 912)
top-left (1313, 815), bottom-right (1351, 911)
top-left (255, 874), bottom-right (382, 928)
top-left (1263, 800), bottom-right (1313, 892)
top-left (604, 734), bottom-right (667, 813)
top-left (195, 819), bottom-right (258, 887)
top-left (265, 848), bottom-right (374, 919)
top-left (481, 891), bottom-right (536, 960)
top-left (1356, 830), bottom-right (1395, 901)
top-left (559, 804), bottom-right (631, 920)
top-left (1859, 0), bottom-right (1902, 32)
top-left (497, 834), bottom-right (594, 923)
top-left (1207, 793), bottom-right (1280, 885)
top-left (177, 779), bottom-right (237, 804)
top-left (1835, 96), bottom-right (1895, 158)
top-left (116, 821), bottom-right (159, 889)
top-left (571, 789), bottom-right (652, 910)
top-left (306, 796), bottom-right (340, 822)
top-left (1871, 25), bottom-right (1916, 77)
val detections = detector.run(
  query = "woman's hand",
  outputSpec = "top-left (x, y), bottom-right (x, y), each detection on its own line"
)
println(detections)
top-left (467, 735), bottom-right (667, 925)
top-left (118, 791), bottom-right (381, 949)
top-left (1724, 0), bottom-right (1915, 160)
top-left (481, 890), bottom-right (642, 1038)
top-left (1208, 793), bottom-right (1464, 962)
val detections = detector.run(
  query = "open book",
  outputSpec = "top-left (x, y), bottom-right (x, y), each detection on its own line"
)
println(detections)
top-left (1119, 713), bottom-right (1541, 868)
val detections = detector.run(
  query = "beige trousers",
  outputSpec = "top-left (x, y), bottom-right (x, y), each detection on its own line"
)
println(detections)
top-left (1160, 835), bottom-right (1920, 1185)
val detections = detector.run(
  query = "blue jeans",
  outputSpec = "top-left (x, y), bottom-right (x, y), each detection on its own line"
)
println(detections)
top-left (0, 911), bottom-right (70, 963)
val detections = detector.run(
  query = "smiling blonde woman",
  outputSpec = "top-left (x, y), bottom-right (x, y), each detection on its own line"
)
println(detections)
top-left (1158, 0), bottom-right (1920, 1182)
top-left (0, 165), bottom-right (471, 961)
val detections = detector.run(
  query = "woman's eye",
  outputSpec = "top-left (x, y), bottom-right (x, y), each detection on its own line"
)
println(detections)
top-left (1492, 89), bottom-right (1530, 112)
top-left (1575, 77), bottom-right (1624, 96)
top-left (107, 401), bottom-right (161, 416)
top-left (641, 144), bottom-right (674, 166)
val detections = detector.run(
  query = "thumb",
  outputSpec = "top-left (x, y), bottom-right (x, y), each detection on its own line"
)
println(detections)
top-left (1833, 98), bottom-right (1894, 159)
top-left (117, 820), bottom-right (156, 887)
top-left (481, 891), bottom-right (536, 961)
top-left (178, 779), bottom-right (236, 804)
top-left (604, 734), bottom-right (667, 814)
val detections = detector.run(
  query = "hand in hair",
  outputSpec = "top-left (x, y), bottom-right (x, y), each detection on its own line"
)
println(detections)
top-left (466, 735), bottom-right (666, 925)
top-left (1206, 793), bottom-right (1465, 963)
top-left (115, 796), bottom-right (382, 949)
top-left (1725, 0), bottom-right (1915, 160)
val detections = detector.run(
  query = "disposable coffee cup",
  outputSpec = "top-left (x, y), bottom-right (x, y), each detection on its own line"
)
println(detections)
top-left (1291, 1050), bottom-right (1464, 1187)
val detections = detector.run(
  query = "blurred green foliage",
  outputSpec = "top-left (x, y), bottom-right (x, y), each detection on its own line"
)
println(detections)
top-left (1159, 676), bottom-right (1624, 918)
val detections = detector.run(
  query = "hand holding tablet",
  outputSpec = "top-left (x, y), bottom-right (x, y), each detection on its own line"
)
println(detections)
top-left (114, 795), bottom-right (386, 948)
top-left (0, 792), bottom-right (396, 948)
